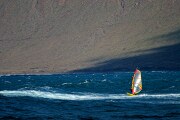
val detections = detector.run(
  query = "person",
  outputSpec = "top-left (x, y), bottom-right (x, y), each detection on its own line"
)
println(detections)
top-left (131, 76), bottom-right (134, 94)
top-left (130, 88), bottom-right (132, 93)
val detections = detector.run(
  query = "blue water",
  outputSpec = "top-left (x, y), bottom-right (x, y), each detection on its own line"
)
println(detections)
top-left (0, 71), bottom-right (180, 120)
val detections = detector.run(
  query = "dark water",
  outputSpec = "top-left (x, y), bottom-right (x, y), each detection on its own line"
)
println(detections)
top-left (0, 71), bottom-right (180, 120)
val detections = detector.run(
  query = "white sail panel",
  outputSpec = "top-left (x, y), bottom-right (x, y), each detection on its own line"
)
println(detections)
top-left (132, 69), bottom-right (142, 94)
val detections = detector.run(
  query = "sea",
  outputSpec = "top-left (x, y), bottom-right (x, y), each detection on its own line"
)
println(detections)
top-left (0, 71), bottom-right (180, 120)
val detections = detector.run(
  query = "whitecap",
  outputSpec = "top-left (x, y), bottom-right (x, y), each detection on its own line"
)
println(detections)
top-left (40, 86), bottom-right (52, 90)
top-left (137, 94), bottom-right (180, 99)
top-left (4, 81), bottom-right (11, 83)
top-left (0, 90), bottom-right (125, 100)
top-left (0, 90), bottom-right (180, 101)
top-left (1, 74), bottom-right (12, 77)
top-left (62, 83), bottom-right (72, 85)
top-left (78, 80), bottom-right (89, 85)
top-left (169, 86), bottom-right (175, 88)
top-left (84, 80), bottom-right (89, 83)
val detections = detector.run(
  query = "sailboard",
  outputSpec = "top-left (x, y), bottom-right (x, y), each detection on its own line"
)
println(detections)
top-left (127, 68), bottom-right (142, 96)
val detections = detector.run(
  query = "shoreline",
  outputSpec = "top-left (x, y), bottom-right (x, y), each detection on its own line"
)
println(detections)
top-left (1, 70), bottom-right (180, 76)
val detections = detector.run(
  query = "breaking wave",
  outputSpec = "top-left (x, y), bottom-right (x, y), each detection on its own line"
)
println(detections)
top-left (0, 90), bottom-right (180, 101)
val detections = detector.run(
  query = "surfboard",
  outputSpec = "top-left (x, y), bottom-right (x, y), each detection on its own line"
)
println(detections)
top-left (127, 92), bottom-right (136, 96)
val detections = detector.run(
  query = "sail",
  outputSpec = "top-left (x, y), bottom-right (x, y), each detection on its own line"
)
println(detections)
top-left (132, 69), bottom-right (142, 94)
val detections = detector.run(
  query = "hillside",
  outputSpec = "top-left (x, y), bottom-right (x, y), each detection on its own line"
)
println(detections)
top-left (0, 0), bottom-right (180, 74)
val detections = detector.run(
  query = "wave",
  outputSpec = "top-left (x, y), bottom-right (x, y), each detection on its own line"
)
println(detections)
top-left (62, 83), bottom-right (73, 85)
top-left (0, 90), bottom-right (180, 101)
top-left (0, 74), bottom-right (12, 77)
top-left (4, 81), bottom-right (11, 84)
top-left (61, 80), bottom-right (90, 86)
top-left (78, 80), bottom-right (90, 85)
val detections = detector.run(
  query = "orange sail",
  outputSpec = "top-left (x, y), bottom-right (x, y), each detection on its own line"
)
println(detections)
top-left (131, 69), bottom-right (142, 94)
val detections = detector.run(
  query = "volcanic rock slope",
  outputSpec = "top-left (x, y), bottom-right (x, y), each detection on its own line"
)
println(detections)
top-left (0, 0), bottom-right (180, 73)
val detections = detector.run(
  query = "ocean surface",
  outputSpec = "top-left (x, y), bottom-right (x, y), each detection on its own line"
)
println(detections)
top-left (0, 71), bottom-right (180, 120)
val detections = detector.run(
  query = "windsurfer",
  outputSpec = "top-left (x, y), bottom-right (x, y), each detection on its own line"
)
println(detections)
top-left (131, 76), bottom-right (134, 94)
top-left (127, 68), bottom-right (142, 96)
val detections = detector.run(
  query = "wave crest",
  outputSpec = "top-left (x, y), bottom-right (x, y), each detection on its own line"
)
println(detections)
top-left (0, 90), bottom-right (180, 101)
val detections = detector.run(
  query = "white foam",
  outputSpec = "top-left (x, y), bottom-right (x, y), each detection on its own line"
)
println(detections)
top-left (62, 83), bottom-right (72, 85)
top-left (0, 74), bottom-right (12, 77)
top-left (78, 80), bottom-right (89, 85)
top-left (39, 86), bottom-right (52, 90)
top-left (137, 94), bottom-right (180, 98)
top-left (4, 81), bottom-right (11, 83)
top-left (0, 90), bottom-right (180, 101)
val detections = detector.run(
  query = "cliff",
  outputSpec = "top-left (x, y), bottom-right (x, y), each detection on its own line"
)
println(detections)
top-left (0, 0), bottom-right (180, 74)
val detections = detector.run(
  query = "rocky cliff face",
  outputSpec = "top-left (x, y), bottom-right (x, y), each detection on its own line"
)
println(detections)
top-left (0, 0), bottom-right (180, 73)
